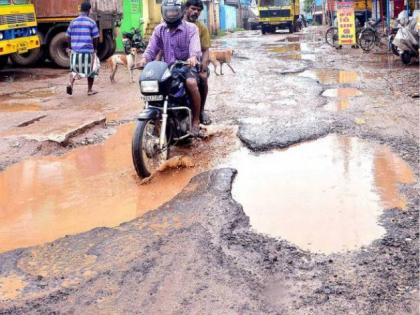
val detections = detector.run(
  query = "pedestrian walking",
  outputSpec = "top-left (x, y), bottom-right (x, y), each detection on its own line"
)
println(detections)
top-left (66, 1), bottom-right (100, 96)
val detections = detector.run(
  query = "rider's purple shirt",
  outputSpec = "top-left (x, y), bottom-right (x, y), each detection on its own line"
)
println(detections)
top-left (143, 20), bottom-right (202, 64)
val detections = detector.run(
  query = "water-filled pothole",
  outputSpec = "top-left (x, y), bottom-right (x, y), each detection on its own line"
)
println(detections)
top-left (322, 88), bottom-right (362, 98)
top-left (227, 135), bottom-right (415, 254)
top-left (299, 69), bottom-right (359, 85)
top-left (0, 124), bottom-right (198, 253)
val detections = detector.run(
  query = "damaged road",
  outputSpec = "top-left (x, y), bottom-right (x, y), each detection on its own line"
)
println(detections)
top-left (0, 27), bottom-right (418, 314)
top-left (0, 168), bottom-right (418, 314)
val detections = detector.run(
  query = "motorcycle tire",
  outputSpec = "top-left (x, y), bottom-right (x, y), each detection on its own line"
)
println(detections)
top-left (132, 119), bottom-right (169, 178)
top-left (401, 51), bottom-right (411, 65)
top-left (359, 29), bottom-right (376, 52)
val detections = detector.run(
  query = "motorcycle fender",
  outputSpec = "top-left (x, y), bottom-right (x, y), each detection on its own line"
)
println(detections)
top-left (137, 108), bottom-right (162, 121)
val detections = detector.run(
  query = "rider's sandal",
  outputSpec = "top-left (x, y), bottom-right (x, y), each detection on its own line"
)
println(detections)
top-left (200, 112), bottom-right (212, 125)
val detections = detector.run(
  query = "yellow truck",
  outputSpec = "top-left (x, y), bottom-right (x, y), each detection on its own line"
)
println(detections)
top-left (258, 0), bottom-right (300, 34)
top-left (0, 0), bottom-right (40, 67)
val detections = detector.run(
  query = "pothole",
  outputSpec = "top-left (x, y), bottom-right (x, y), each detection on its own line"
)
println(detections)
top-left (226, 134), bottom-right (415, 254)
top-left (267, 43), bottom-right (316, 61)
top-left (0, 123), bottom-right (236, 253)
top-left (299, 69), bottom-right (359, 85)
top-left (0, 124), bottom-right (199, 253)
top-left (322, 88), bottom-right (363, 98)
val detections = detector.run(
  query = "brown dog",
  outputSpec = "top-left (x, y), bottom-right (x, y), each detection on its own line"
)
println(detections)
top-left (107, 47), bottom-right (138, 83)
top-left (209, 48), bottom-right (235, 76)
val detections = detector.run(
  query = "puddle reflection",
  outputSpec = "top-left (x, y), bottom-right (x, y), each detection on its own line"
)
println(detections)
top-left (299, 69), bottom-right (359, 85)
top-left (227, 135), bottom-right (415, 254)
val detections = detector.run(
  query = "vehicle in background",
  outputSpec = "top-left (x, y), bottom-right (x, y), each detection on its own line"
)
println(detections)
top-left (10, 0), bottom-right (122, 68)
top-left (393, 10), bottom-right (419, 64)
top-left (122, 26), bottom-right (146, 54)
top-left (0, 0), bottom-right (40, 68)
top-left (257, 0), bottom-right (300, 34)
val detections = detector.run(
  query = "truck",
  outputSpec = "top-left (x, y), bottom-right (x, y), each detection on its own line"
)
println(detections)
top-left (0, 0), bottom-right (40, 68)
top-left (10, 0), bottom-right (123, 68)
top-left (258, 0), bottom-right (300, 34)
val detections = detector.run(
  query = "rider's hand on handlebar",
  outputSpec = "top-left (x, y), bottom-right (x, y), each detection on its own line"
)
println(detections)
top-left (186, 56), bottom-right (198, 68)
top-left (138, 57), bottom-right (147, 69)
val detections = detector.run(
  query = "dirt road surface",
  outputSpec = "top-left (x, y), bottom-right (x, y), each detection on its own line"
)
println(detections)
top-left (0, 27), bottom-right (418, 314)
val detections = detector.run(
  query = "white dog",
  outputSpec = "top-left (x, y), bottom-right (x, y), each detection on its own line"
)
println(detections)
top-left (107, 47), bottom-right (138, 83)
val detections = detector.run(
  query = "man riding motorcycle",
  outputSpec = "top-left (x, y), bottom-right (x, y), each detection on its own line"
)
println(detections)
top-left (138, 0), bottom-right (203, 137)
top-left (184, 0), bottom-right (212, 125)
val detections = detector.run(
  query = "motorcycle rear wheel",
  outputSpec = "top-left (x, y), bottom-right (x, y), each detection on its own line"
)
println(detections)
top-left (132, 119), bottom-right (169, 178)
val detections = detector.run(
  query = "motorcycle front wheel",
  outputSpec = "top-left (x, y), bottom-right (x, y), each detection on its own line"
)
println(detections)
top-left (132, 119), bottom-right (169, 178)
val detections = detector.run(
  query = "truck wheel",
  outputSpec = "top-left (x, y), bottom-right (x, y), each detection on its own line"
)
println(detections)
top-left (11, 33), bottom-right (45, 66)
top-left (289, 24), bottom-right (294, 33)
top-left (97, 33), bottom-right (114, 61)
top-left (49, 32), bottom-right (70, 68)
top-left (0, 55), bottom-right (8, 68)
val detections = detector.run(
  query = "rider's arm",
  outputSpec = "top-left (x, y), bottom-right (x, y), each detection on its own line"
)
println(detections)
top-left (142, 26), bottom-right (162, 63)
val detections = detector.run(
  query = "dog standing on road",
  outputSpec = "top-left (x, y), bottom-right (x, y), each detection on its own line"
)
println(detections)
top-left (209, 48), bottom-right (235, 75)
top-left (107, 47), bottom-right (138, 83)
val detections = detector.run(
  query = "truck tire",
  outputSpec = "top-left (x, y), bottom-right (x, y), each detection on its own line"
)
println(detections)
top-left (11, 33), bottom-right (45, 66)
top-left (289, 24), bottom-right (294, 33)
top-left (261, 26), bottom-right (267, 35)
top-left (0, 55), bottom-right (8, 68)
top-left (97, 33), bottom-right (114, 61)
top-left (49, 32), bottom-right (70, 68)
top-left (105, 35), bottom-right (117, 59)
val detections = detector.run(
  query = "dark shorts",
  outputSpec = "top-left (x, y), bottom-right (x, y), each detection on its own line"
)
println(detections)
top-left (185, 67), bottom-right (200, 81)
top-left (185, 67), bottom-right (209, 83)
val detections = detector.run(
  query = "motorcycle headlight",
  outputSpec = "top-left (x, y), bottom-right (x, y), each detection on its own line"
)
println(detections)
top-left (0, 32), bottom-right (3, 40)
top-left (32, 27), bottom-right (37, 35)
top-left (140, 80), bottom-right (159, 93)
top-left (161, 69), bottom-right (171, 81)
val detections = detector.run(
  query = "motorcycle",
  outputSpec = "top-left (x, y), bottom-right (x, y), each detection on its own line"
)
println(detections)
top-left (132, 60), bottom-right (196, 178)
top-left (122, 27), bottom-right (147, 54)
top-left (392, 12), bottom-right (419, 64)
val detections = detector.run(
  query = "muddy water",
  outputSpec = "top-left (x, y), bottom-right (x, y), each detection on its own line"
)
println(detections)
top-left (228, 135), bottom-right (415, 254)
top-left (267, 43), bottom-right (316, 61)
top-left (0, 124), bottom-right (201, 253)
top-left (299, 69), bottom-right (359, 85)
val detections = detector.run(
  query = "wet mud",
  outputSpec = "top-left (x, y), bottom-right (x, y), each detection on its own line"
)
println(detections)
top-left (0, 169), bottom-right (417, 315)
top-left (237, 112), bottom-right (334, 151)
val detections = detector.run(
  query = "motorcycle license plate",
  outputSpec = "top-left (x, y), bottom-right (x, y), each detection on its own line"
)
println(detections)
top-left (143, 95), bottom-right (163, 101)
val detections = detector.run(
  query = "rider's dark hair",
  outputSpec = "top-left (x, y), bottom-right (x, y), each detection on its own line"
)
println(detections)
top-left (80, 1), bottom-right (92, 13)
top-left (185, 0), bottom-right (204, 10)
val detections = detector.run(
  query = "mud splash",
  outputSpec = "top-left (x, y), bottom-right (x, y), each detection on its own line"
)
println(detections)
top-left (227, 135), bottom-right (415, 254)
top-left (0, 124), bottom-right (197, 253)
top-left (299, 69), bottom-right (359, 85)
